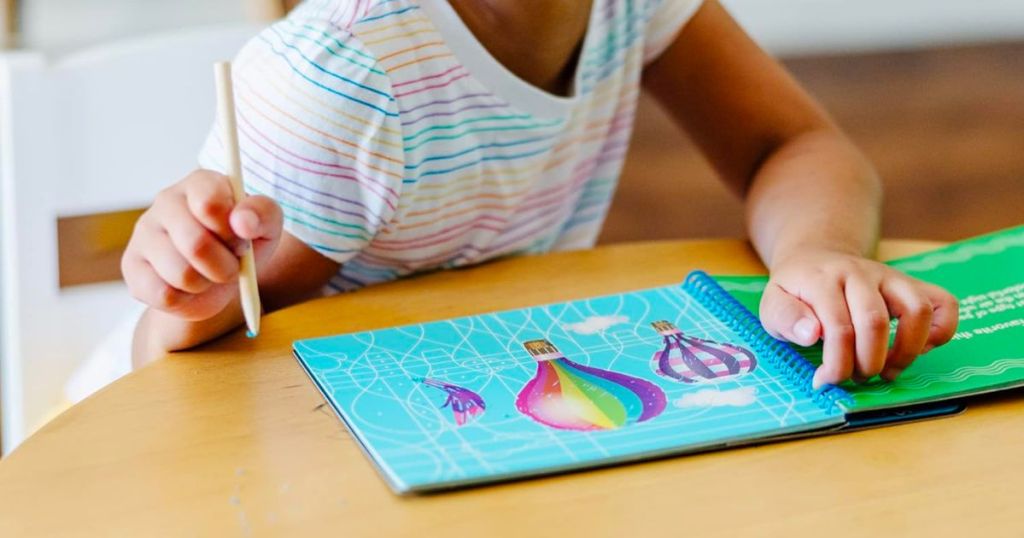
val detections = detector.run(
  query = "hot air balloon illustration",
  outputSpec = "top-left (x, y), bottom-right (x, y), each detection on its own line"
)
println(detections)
top-left (650, 320), bottom-right (756, 383)
top-left (516, 339), bottom-right (666, 431)
top-left (420, 378), bottom-right (486, 426)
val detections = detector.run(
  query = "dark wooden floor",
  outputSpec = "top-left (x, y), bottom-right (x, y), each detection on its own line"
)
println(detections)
top-left (600, 41), bottom-right (1024, 245)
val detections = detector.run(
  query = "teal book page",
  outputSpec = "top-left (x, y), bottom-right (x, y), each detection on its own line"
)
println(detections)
top-left (716, 225), bottom-right (1024, 412)
top-left (294, 282), bottom-right (845, 493)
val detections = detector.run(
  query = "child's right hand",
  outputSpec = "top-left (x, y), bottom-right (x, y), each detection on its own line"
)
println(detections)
top-left (122, 169), bottom-right (283, 322)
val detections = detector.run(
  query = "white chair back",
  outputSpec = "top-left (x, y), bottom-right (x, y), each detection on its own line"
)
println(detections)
top-left (0, 23), bottom-right (263, 454)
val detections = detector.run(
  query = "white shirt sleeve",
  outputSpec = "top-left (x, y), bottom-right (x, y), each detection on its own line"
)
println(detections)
top-left (643, 0), bottom-right (705, 64)
top-left (196, 16), bottom-right (405, 265)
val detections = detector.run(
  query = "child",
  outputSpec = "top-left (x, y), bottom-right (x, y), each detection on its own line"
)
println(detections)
top-left (122, 0), bottom-right (958, 387)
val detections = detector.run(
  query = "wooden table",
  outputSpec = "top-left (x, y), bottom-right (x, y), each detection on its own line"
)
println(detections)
top-left (1, 240), bottom-right (1021, 537)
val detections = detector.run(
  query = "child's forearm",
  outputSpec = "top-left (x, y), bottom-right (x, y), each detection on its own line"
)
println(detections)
top-left (132, 297), bottom-right (245, 368)
top-left (643, 0), bottom-right (956, 384)
top-left (745, 129), bottom-right (883, 268)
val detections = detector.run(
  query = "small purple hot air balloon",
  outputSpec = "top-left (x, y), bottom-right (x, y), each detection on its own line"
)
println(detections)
top-left (421, 378), bottom-right (486, 426)
top-left (650, 320), bottom-right (756, 383)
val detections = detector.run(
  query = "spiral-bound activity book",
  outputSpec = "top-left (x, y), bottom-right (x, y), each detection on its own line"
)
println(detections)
top-left (293, 225), bottom-right (1024, 494)
top-left (717, 224), bottom-right (1024, 413)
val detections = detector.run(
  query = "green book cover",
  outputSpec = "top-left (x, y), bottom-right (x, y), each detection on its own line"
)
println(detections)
top-left (715, 225), bottom-right (1024, 412)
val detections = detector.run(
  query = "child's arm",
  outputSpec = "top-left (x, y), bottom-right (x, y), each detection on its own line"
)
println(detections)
top-left (123, 170), bottom-right (340, 366)
top-left (643, 0), bottom-right (958, 386)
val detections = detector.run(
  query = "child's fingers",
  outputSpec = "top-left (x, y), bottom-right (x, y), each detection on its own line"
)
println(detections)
top-left (139, 227), bottom-right (213, 295)
top-left (844, 276), bottom-right (890, 379)
top-left (920, 282), bottom-right (959, 349)
top-left (156, 195), bottom-right (240, 284)
top-left (804, 284), bottom-right (856, 388)
top-left (183, 171), bottom-right (237, 241)
top-left (122, 250), bottom-right (189, 311)
top-left (229, 195), bottom-right (283, 241)
top-left (880, 278), bottom-right (933, 380)
top-left (759, 283), bottom-right (820, 346)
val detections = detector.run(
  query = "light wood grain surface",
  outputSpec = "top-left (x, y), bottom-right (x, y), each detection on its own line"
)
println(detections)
top-left (1, 239), bottom-right (1021, 537)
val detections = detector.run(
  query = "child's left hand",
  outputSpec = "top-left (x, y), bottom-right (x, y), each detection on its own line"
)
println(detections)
top-left (758, 249), bottom-right (959, 388)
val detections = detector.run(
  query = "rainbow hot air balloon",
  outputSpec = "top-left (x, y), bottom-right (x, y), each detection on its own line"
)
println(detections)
top-left (650, 320), bottom-right (756, 383)
top-left (516, 339), bottom-right (666, 431)
top-left (421, 378), bottom-right (486, 426)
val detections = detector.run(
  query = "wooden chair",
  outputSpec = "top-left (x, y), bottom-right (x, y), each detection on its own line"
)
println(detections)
top-left (0, 22), bottom-right (263, 454)
top-left (1, 0), bottom-right (17, 49)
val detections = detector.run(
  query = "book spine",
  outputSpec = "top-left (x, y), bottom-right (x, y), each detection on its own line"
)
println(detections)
top-left (682, 271), bottom-right (852, 412)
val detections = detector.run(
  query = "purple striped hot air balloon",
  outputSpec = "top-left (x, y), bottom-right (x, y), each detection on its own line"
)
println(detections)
top-left (650, 320), bottom-right (757, 383)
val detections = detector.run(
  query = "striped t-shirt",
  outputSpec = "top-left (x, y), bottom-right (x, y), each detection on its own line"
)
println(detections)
top-left (199, 0), bottom-right (703, 291)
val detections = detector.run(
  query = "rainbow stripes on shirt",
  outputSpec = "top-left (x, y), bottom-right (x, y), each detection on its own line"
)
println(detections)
top-left (198, 0), bottom-right (703, 291)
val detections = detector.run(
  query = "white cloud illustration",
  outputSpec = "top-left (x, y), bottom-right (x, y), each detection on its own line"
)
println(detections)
top-left (674, 387), bottom-right (758, 408)
top-left (562, 315), bottom-right (629, 335)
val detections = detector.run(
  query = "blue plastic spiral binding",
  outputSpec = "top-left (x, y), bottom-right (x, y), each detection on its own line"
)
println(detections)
top-left (682, 271), bottom-right (853, 412)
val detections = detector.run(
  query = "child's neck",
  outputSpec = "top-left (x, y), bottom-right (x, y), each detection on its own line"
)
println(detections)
top-left (448, 0), bottom-right (593, 96)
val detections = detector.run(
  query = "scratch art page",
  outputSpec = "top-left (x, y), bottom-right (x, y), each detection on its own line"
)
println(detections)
top-left (294, 272), bottom-right (848, 493)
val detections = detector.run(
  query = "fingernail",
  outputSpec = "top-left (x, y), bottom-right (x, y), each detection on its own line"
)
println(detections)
top-left (881, 367), bottom-right (903, 381)
top-left (236, 208), bottom-right (259, 231)
top-left (811, 368), bottom-right (826, 389)
top-left (794, 317), bottom-right (816, 343)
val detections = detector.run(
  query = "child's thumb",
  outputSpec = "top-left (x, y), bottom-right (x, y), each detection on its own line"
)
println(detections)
top-left (759, 283), bottom-right (821, 347)
top-left (229, 195), bottom-right (283, 241)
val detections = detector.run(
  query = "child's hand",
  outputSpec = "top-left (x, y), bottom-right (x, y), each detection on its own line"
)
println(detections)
top-left (122, 169), bottom-right (283, 322)
top-left (759, 249), bottom-right (958, 387)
